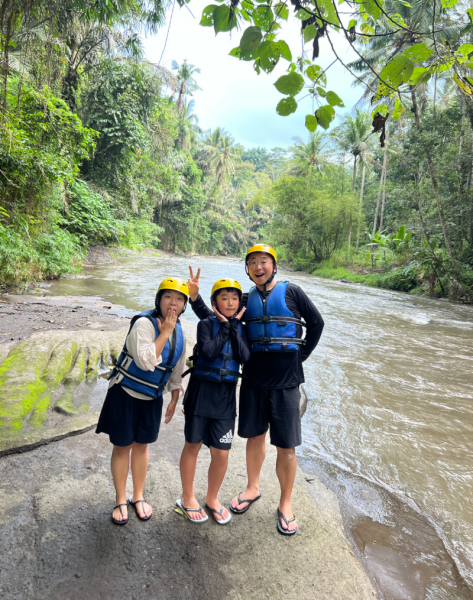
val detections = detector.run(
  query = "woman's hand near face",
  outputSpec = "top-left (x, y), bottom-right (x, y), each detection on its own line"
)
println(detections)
top-left (157, 308), bottom-right (177, 337)
top-left (187, 266), bottom-right (201, 302)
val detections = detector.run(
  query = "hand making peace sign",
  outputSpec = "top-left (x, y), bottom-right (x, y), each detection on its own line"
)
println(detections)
top-left (187, 266), bottom-right (201, 302)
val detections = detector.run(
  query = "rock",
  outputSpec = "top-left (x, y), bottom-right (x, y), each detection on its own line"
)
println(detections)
top-left (0, 326), bottom-right (129, 457)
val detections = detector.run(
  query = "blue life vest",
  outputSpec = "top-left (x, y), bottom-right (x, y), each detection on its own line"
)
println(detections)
top-left (113, 309), bottom-right (184, 399)
top-left (193, 317), bottom-right (243, 384)
top-left (245, 282), bottom-right (305, 352)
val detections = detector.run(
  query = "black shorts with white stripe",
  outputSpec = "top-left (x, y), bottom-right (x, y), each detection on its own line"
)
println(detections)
top-left (184, 413), bottom-right (235, 450)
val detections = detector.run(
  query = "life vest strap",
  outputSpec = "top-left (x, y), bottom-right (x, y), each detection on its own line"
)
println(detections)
top-left (196, 365), bottom-right (242, 379)
top-left (116, 366), bottom-right (166, 391)
top-left (250, 337), bottom-right (306, 346)
top-left (245, 315), bottom-right (305, 327)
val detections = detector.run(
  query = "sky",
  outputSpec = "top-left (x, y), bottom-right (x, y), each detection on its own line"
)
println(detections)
top-left (143, 0), bottom-right (362, 149)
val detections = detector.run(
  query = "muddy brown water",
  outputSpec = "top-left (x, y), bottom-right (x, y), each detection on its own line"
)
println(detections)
top-left (42, 254), bottom-right (473, 599)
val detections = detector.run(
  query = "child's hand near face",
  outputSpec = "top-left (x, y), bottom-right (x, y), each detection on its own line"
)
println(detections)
top-left (212, 305), bottom-right (228, 323)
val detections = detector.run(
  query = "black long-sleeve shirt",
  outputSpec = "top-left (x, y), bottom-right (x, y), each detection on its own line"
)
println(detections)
top-left (197, 318), bottom-right (251, 364)
top-left (190, 281), bottom-right (324, 389)
top-left (183, 316), bottom-right (251, 419)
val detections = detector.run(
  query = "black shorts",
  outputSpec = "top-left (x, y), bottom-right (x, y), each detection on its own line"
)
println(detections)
top-left (184, 413), bottom-right (235, 450)
top-left (95, 384), bottom-right (163, 447)
top-left (238, 383), bottom-right (302, 449)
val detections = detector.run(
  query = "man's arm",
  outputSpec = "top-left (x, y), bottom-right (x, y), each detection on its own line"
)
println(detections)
top-left (229, 320), bottom-right (252, 364)
top-left (286, 284), bottom-right (324, 361)
top-left (189, 295), bottom-right (214, 320)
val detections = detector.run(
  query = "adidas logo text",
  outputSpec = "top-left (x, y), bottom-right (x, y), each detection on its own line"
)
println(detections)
top-left (219, 430), bottom-right (233, 444)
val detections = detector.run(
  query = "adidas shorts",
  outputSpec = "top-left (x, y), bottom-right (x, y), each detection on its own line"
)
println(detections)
top-left (184, 413), bottom-right (235, 450)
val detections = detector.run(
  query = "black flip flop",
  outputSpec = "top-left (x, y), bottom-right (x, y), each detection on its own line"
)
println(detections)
top-left (129, 498), bottom-right (152, 521)
top-left (229, 492), bottom-right (261, 514)
top-left (112, 503), bottom-right (129, 526)
top-left (277, 508), bottom-right (297, 536)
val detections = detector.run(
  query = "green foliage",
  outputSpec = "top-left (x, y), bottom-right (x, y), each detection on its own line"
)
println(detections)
top-left (254, 170), bottom-right (357, 263)
top-left (61, 180), bottom-right (125, 245)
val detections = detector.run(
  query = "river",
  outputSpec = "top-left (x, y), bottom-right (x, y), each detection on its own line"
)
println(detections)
top-left (45, 254), bottom-right (473, 600)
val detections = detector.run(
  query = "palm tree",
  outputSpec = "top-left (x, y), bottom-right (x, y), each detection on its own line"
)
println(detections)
top-left (287, 132), bottom-right (329, 177)
top-left (199, 127), bottom-right (242, 184)
top-left (331, 109), bottom-right (376, 256)
top-left (171, 59), bottom-right (202, 114)
top-left (176, 99), bottom-right (201, 151)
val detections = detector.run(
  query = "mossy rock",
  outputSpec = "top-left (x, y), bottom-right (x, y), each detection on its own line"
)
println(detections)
top-left (0, 339), bottom-right (58, 431)
top-left (86, 347), bottom-right (101, 383)
top-left (54, 347), bottom-right (87, 416)
top-left (27, 340), bottom-right (79, 428)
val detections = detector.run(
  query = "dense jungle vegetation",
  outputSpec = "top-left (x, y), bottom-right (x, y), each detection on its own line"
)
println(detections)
top-left (1, 0), bottom-right (473, 301)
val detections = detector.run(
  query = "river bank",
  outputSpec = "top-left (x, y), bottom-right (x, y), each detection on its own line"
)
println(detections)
top-left (0, 293), bottom-right (376, 600)
top-left (3, 254), bottom-right (473, 599)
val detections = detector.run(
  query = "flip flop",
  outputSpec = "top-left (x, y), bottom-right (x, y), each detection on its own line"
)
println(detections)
top-left (205, 503), bottom-right (232, 525)
top-left (229, 492), bottom-right (262, 514)
top-left (111, 503), bottom-right (129, 526)
top-left (277, 507), bottom-right (297, 536)
top-left (175, 499), bottom-right (209, 524)
top-left (129, 497), bottom-right (152, 521)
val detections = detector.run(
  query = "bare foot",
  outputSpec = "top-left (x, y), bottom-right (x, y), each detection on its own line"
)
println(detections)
top-left (112, 503), bottom-right (128, 522)
top-left (230, 487), bottom-right (260, 512)
top-left (206, 500), bottom-right (229, 522)
top-left (131, 498), bottom-right (153, 519)
top-left (181, 496), bottom-right (207, 521)
top-left (278, 503), bottom-right (297, 532)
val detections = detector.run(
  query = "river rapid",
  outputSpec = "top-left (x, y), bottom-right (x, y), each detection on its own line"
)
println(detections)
top-left (46, 254), bottom-right (473, 600)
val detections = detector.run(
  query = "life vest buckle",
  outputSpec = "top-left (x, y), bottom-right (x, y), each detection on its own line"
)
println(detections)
top-left (260, 315), bottom-right (271, 323)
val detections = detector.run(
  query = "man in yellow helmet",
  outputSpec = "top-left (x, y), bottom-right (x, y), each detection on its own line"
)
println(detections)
top-left (188, 244), bottom-right (324, 535)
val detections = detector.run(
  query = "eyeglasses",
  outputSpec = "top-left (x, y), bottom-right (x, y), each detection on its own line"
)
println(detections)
top-left (248, 258), bottom-right (271, 267)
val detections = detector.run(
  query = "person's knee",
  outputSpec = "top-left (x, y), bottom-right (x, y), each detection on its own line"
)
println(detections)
top-left (132, 442), bottom-right (148, 453)
top-left (210, 447), bottom-right (229, 462)
top-left (113, 444), bottom-right (133, 455)
top-left (277, 447), bottom-right (296, 460)
top-left (184, 441), bottom-right (202, 455)
top-left (248, 433), bottom-right (266, 446)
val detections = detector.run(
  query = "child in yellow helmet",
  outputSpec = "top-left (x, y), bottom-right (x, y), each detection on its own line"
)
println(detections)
top-left (96, 278), bottom-right (189, 525)
top-left (176, 279), bottom-right (250, 524)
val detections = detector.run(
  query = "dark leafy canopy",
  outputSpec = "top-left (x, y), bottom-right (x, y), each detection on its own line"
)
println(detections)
top-left (192, 0), bottom-right (472, 134)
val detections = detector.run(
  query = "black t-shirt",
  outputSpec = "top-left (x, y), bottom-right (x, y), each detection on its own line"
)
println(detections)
top-left (190, 282), bottom-right (324, 389)
top-left (183, 317), bottom-right (251, 418)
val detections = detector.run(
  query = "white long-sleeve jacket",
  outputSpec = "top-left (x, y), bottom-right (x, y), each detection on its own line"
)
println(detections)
top-left (109, 317), bottom-right (187, 400)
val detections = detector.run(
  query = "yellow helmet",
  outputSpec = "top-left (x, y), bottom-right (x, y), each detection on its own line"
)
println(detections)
top-left (211, 278), bottom-right (242, 299)
top-left (158, 277), bottom-right (189, 299)
top-left (245, 244), bottom-right (277, 264)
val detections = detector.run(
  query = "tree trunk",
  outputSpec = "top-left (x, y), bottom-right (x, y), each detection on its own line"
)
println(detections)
top-left (372, 125), bottom-right (389, 235)
top-left (356, 163), bottom-right (366, 251)
top-left (411, 88), bottom-right (458, 274)
top-left (347, 155), bottom-right (357, 261)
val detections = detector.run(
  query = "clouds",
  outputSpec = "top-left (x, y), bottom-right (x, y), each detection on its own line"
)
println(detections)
top-left (144, 0), bottom-right (361, 149)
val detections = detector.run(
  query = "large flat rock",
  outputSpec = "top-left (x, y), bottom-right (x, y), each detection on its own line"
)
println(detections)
top-left (0, 401), bottom-right (376, 600)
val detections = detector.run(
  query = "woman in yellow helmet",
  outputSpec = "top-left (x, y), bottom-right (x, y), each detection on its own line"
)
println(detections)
top-left (96, 277), bottom-right (189, 526)
top-left (176, 278), bottom-right (250, 524)
top-left (187, 245), bottom-right (325, 535)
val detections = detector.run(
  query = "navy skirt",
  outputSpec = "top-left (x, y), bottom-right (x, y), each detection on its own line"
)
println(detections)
top-left (95, 384), bottom-right (163, 447)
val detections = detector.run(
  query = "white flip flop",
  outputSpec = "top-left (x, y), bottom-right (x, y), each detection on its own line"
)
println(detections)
top-left (175, 499), bottom-right (209, 523)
